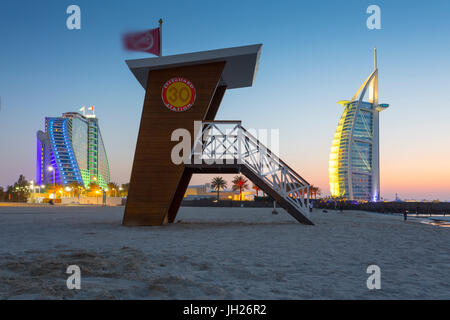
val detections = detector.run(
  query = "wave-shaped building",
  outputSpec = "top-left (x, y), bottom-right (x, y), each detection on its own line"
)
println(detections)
top-left (329, 48), bottom-right (389, 201)
top-left (36, 108), bottom-right (110, 190)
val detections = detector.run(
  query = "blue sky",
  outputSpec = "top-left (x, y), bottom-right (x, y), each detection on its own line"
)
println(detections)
top-left (0, 0), bottom-right (449, 200)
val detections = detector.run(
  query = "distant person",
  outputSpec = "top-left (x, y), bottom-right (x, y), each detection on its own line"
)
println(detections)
top-left (403, 210), bottom-right (408, 221)
top-left (309, 201), bottom-right (313, 213)
top-left (272, 200), bottom-right (278, 215)
top-left (49, 199), bottom-right (54, 205)
top-left (102, 190), bottom-right (107, 207)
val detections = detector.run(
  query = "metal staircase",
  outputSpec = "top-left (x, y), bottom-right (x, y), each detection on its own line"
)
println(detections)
top-left (188, 121), bottom-right (314, 225)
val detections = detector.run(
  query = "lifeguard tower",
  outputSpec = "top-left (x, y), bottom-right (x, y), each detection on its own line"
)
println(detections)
top-left (123, 44), bottom-right (314, 226)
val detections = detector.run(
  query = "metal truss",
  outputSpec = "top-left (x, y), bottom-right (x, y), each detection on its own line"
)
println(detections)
top-left (191, 121), bottom-right (311, 220)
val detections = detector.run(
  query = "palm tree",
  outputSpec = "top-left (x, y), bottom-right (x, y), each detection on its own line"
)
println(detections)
top-left (6, 185), bottom-right (14, 202)
top-left (107, 182), bottom-right (119, 197)
top-left (252, 183), bottom-right (260, 197)
top-left (252, 183), bottom-right (266, 197)
top-left (13, 174), bottom-right (29, 202)
top-left (120, 183), bottom-right (129, 197)
top-left (68, 181), bottom-right (84, 198)
top-left (309, 185), bottom-right (321, 200)
top-left (316, 187), bottom-right (322, 199)
top-left (48, 184), bottom-right (64, 199)
top-left (88, 182), bottom-right (100, 196)
top-left (210, 177), bottom-right (227, 201)
top-left (232, 175), bottom-right (249, 201)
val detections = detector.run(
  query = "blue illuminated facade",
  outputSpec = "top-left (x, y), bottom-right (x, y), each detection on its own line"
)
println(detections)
top-left (36, 111), bottom-right (110, 189)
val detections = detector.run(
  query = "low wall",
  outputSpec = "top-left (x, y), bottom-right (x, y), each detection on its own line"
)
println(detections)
top-left (61, 197), bottom-right (124, 206)
top-left (181, 199), bottom-right (450, 214)
top-left (315, 201), bottom-right (450, 214)
top-left (181, 199), bottom-right (279, 208)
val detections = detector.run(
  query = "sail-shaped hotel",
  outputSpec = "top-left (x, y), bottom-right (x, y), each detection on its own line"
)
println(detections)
top-left (329, 48), bottom-right (389, 201)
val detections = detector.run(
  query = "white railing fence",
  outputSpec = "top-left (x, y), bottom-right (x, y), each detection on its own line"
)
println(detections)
top-left (191, 121), bottom-right (310, 216)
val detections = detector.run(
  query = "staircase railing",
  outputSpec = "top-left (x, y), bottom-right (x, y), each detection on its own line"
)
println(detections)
top-left (191, 121), bottom-right (311, 217)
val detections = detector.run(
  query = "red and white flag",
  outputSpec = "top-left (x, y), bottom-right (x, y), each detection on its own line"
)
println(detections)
top-left (123, 27), bottom-right (161, 56)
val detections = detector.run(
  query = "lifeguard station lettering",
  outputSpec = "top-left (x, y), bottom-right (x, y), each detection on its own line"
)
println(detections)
top-left (162, 77), bottom-right (196, 112)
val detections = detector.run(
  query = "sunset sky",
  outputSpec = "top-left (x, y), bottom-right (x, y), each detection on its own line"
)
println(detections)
top-left (0, 0), bottom-right (449, 200)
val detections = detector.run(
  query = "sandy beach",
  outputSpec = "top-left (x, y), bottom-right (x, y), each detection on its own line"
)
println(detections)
top-left (0, 205), bottom-right (448, 299)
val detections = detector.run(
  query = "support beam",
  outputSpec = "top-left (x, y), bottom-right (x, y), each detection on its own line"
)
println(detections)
top-left (123, 62), bottom-right (225, 226)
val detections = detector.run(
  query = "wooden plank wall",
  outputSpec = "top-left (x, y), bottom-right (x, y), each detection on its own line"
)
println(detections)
top-left (123, 62), bottom-right (226, 226)
top-left (166, 85), bottom-right (228, 223)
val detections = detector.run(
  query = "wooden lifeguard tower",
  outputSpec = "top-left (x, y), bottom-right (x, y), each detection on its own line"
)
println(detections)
top-left (123, 44), bottom-right (313, 226)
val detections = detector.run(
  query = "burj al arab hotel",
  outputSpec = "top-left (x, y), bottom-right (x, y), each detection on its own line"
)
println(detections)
top-left (329, 48), bottom-right (389, 201)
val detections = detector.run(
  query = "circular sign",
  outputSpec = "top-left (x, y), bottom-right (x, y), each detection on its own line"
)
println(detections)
top-left (161, 77), bottom-right (196, 112)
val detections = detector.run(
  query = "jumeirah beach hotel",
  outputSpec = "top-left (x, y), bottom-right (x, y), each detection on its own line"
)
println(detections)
top-left (36, 107), bottom-right (110, 190)
top-left (329, 48), bottom-right (389, 201)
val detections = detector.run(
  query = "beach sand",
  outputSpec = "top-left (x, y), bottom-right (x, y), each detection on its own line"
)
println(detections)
top-left (0, 205), bottom-right (448, 299)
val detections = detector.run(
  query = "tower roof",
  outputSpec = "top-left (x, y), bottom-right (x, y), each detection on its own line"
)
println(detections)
top-left (126, 44), bottom-right (262, 90)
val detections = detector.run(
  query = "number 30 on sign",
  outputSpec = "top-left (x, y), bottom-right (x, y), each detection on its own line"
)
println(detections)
top-left (161, 77), bottom-right (196, 112)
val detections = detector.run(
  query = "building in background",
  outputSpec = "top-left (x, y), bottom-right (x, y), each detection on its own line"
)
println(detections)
top-left (184, 183), bottom-right (255, 201)
top-left (329, 48), bottom-right (389, 201)
top-left (36, 107), bottom-right (110, 189)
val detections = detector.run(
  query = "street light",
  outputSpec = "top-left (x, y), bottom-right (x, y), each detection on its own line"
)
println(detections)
top-left (65, 187), bottom-right (72, 198)
top-left (29, 180), bottom-right (35, 203)
top-left (33, 184), bottom-right (45, 202)
top-left (48, 166), bottom-right (56, 199)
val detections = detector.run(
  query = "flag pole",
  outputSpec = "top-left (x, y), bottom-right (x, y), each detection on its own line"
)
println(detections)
top-left (158, 18), bottom-right (163, 56)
